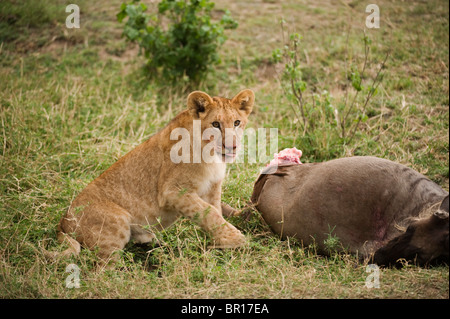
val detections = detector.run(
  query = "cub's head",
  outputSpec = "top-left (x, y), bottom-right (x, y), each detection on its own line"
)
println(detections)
top-left (187, 89), bottom-right (254, 163)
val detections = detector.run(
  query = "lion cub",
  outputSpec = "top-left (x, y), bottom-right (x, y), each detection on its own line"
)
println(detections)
top-left (51, 89), bottom-right (254, 260)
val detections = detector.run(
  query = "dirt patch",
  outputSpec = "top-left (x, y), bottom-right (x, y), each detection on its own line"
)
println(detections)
top-left (255, 59), bottom-right (280, 81)
top-left (98, 45), bottom-right (139, 63)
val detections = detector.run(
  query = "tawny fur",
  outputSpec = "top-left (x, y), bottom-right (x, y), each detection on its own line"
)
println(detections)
top-left (45, 89), bottom-right (254, 260)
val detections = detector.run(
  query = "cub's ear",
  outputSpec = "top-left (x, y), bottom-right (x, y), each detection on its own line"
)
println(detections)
top-left (187, 91), bottom-right (214, 118)
top-left (231, 89), bottom-right (255, 115)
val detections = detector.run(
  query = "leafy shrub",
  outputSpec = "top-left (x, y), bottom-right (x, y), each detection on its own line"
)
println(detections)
top-left (117, 0), bottom-right (238, 84)
top-left (272, 21), bottom-right (389, 159)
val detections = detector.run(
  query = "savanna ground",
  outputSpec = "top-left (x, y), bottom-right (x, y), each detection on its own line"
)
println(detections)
top-left (0, 0), bottom-right (448, 299)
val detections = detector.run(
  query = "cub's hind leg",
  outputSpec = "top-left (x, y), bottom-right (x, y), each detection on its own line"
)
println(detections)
top-left (60, 200), bottom-right (132, 261)
top-left (130, 224), bottom-right (158, 245)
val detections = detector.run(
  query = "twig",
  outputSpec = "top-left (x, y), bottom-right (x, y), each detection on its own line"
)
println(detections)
top-left (347, 51), bottom-right (390, 143)
top-left (277, 20), bottom-right (305, 133)
top-left (289, 36), bottom-right (307, 133)
top-left (341, 23), bottom-right (351, 138)
top-left (342, 30), bottom-right (370, 137)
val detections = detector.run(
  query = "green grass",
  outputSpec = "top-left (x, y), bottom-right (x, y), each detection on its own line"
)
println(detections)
top-left (0, 0), bottom-right (448, 298)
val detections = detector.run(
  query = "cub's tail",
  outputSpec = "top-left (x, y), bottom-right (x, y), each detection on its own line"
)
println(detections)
top-left (41, 231), bottom-right (81, 259)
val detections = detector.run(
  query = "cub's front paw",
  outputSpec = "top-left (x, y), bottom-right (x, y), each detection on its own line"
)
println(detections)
top-left (210, 224), bottom-right (247, 249)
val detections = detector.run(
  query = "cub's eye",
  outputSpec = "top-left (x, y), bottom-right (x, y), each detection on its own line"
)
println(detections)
top-left (212, 121), bottom-right (220, 128)
top-left (234, 120), bottom-right (241, 127)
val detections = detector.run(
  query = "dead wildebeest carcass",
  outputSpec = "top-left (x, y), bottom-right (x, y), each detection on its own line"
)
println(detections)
top-left (251, 155), bottom-right (449, 267)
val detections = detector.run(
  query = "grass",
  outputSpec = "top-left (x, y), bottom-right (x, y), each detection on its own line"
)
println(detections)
top-left (0, 0), bottom-right (448, 299)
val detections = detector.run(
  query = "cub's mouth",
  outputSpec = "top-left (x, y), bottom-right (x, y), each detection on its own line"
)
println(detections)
top-left (215, 146), bottom-right (238, 160)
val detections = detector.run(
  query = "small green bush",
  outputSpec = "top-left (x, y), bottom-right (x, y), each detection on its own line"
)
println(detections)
top-left (272, 22), bottom-right (389, 159)
top-left (117, 0), bottom-right (238, 84)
